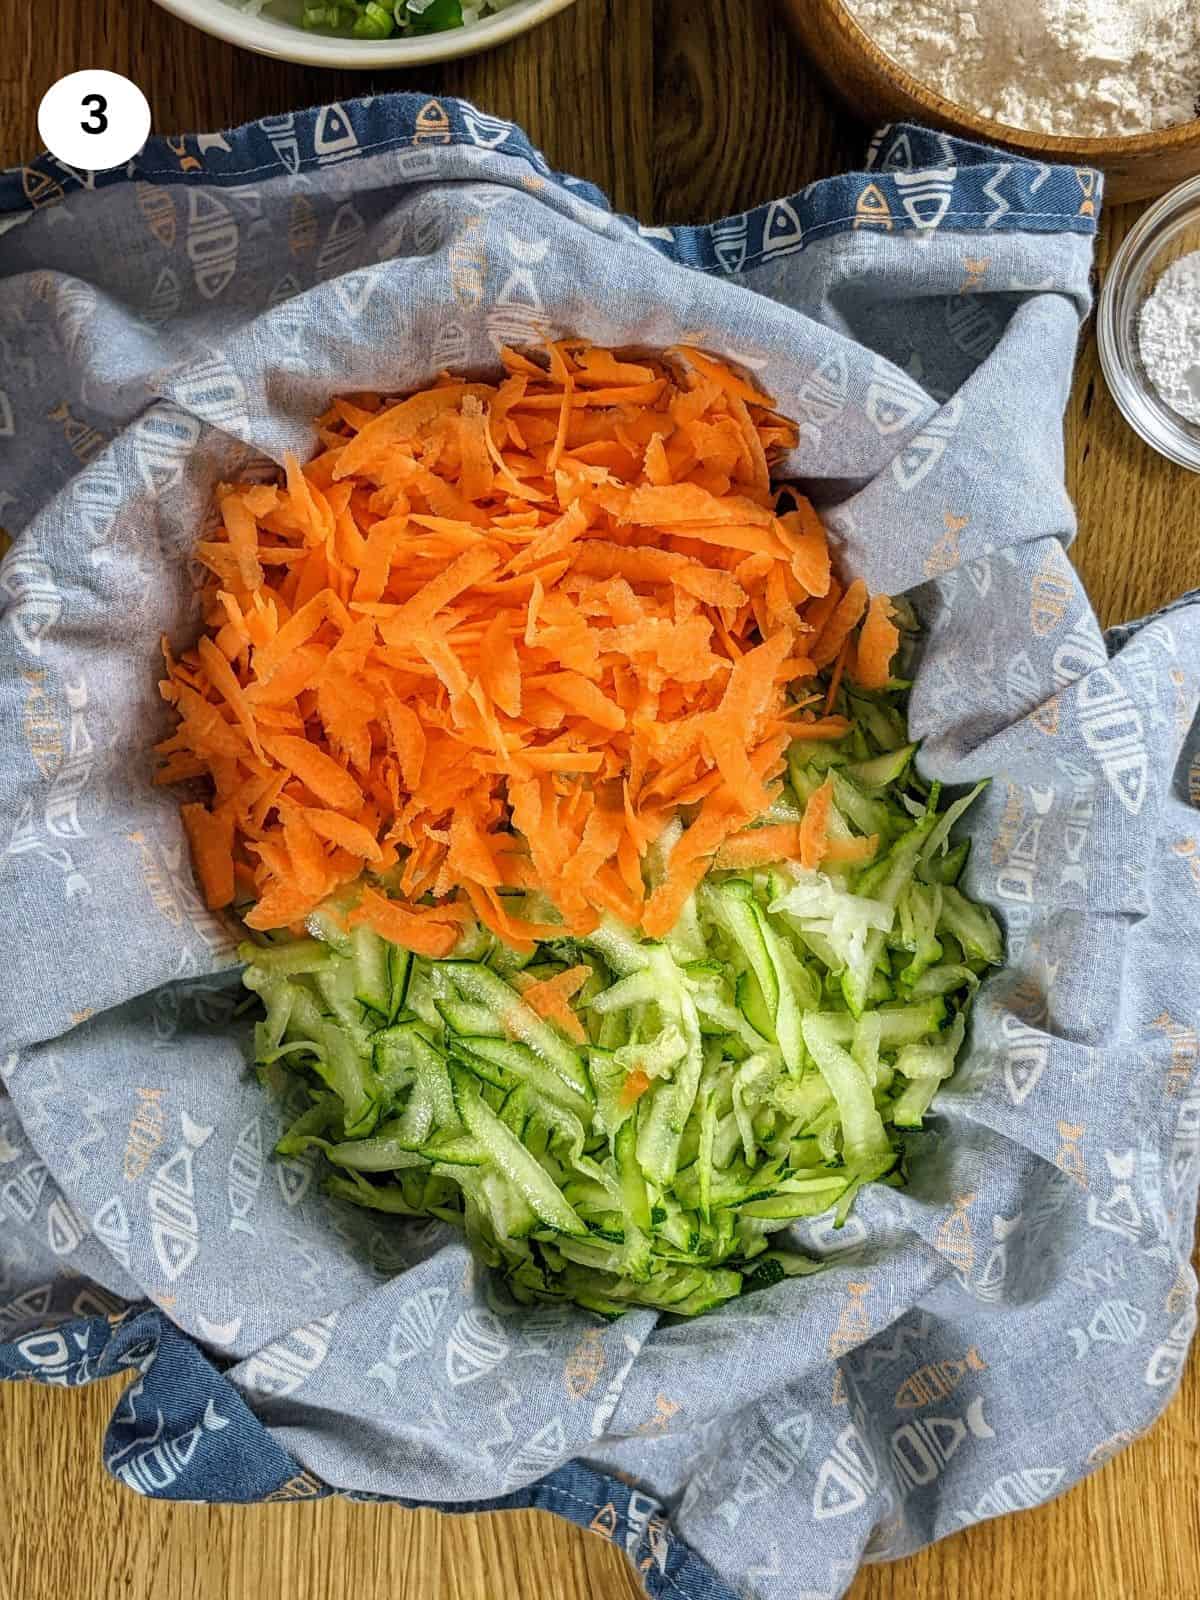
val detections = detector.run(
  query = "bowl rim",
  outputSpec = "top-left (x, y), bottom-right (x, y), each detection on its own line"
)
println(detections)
top-left (823, 0), bottom-right (1200, 156)
top-left (1098, 175), bottom-right (1200, 472)
top-left (148, 0), bottom-right (577, 67)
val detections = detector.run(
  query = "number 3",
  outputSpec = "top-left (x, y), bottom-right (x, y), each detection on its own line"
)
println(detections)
top-left (80, 93), bottom-right (108, 135)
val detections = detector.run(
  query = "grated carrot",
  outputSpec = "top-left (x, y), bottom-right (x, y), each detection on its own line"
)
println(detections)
top-left (161, 346), bottom-right (897, 941)
top-left (516, 963), bottom-right (591, 1043)
top-left (853, 593), bottom-right (901, 691)
top-left (798, 776), bottom-right (835, 869)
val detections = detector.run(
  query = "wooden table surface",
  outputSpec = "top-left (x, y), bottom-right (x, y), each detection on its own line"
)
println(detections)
top-left (2, 2), bottom-right (1199, 1597)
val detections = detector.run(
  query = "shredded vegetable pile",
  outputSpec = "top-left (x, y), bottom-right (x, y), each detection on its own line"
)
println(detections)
top-left (245, 702), bottom-right (1001, 1316)
top-left (157, 344), bottom-right (896, 954)
top-left (161, 346), bottom-right (1002, 1319)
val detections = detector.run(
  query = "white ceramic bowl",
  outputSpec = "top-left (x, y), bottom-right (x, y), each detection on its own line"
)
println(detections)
top-left (150, 0), bottom-right (577, 67)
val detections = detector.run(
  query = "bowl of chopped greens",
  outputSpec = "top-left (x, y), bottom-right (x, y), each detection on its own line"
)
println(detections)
top-left (150, 0), bottom-right (577, 66)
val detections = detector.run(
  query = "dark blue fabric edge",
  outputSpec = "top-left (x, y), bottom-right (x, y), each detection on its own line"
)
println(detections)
top-left (1104, 585), bottom-right (1200, 650)
top-left (0, 93), bottom-right (1101, 281)
top-left (0, 1303), bottom-right (735, 1600)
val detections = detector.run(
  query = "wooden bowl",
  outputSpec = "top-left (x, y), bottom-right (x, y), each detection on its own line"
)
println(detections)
top-left (782, 0), bottom-right (1200, 204)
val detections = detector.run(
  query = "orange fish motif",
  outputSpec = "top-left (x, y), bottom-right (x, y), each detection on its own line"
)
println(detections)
top-left (415, 100), bottom-right (452, 145)
top-left (936, 1193), bottom-right (975, 1276)
top-left (1158, 1011), bottom-right (1200, 1100)
top-left (924, 511), bottom-right (967, 578)
top-left (894, 1347), bottom-right (986, 1409)
top-left (853, 183), bottom-right (893, 232)
top-left (589, 1501), bottom-right (618, 1540)
top-left (21, 670), bottom-right (61, 778)
top-left (1054, 1121), bottom-right (1087, 1187)
top-left (1030, 564), bottom-right (1072, 637)
top-left (636, 1393), bottom-right (681, 1434)
top-left (46, 399), bottom-right (107, 464)
top-left (829, 1281), bottom-right (873, 1405)
top-left (289, 194), bottom-right (318, 257)
top-left (135, 182), bottom-right (176, 248)
top-left (563, 1326), bottom-right (605, 1401)
top-left (164, 134), bottom-right (202, 173)
top-left (960, 255), bottom-right (989, 293)
top-left (1172, 838), bottom-right (1200, 896)
top-left (22, 167), bottom-right (65, 209)
top-left (264, 1469), bottom-right (325, 1502)
top-left (991, 782), bottom-right (1025, 866)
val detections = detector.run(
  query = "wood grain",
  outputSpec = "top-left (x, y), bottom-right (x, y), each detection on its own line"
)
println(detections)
top-left (1, 2), bottom-right (1198, 1598)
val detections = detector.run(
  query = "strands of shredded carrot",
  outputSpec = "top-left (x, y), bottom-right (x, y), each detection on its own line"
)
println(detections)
top-left (160, 343), bottom-right (898, 944)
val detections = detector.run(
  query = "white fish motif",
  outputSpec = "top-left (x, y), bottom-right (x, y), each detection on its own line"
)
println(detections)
top-left (0, 541), bottom-right (62, 656)
top-left (1005, 649), bottom-right (1041, 714)
top-left (275, 1150), bottom-right (315, 1210)
top-left (1086, 1148), bottom-right (1143, 1242)
top-left (316, 202), bottom-right (365, 280)
top-left (130, 405), bottom-right (202, 497)
top-left (889, 1396), bottom-right (994, 1498)
top-left (812, 1412), bottom-right (880, 1521)
top-left (502, 1417), bottom-right (566, 1491)
top-left (12, 1324), bottom-right (96, 1385)
top-left (46, 1193), bottom-right (87, 1256)
top-left (92, 1196), bottom-right (133, 1270)
top-left (112, 1399), bottom-right (230, 1495)
top-left (369, 1287), bottom-right (450, 1394)
top-left (972, 1208), bottom-right (1023, 1302)
top-left (59, 1086), bottom-right (106, 1187)
top-left (332, 268), bottom-right (385, 321)
top-left (514, 1302), bottom-right (571, 1358)
top-left (185, 189), bottom-right (238, 300)
top-left (1170, 1086), bottom-right (1200, 1196)
top-left (147, 1112), bottom-right (213, 1283)
top-left (0, 1282), bottom-right (54, 1337)
top-left (445, 1307), bottom-right (510, 1387)
top-left (590, 1332), bottom-right (640, 1439)
top-left (235, 1312), bottom-right (339, 1399)
top-left (227, 1115), bottom-right (263, 1236)
top-left (165, 351), bottom-right (249, 433)
top-left (952, 1465), bottom-right (1066, 1525)
top-left (1144, 1310), bottom-right (1197, 1389)
top-left (1, 1156), bottom-right (49, 1223)
top-left (716, 1411), bottom-right (812, 1529)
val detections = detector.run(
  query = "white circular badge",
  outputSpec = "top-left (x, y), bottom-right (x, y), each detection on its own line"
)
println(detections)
top-left (37, 71), bottom-right (152, 173)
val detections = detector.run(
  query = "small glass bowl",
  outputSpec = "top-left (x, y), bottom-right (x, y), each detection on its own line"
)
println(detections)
top-left (1099, 175), bottom-right (1200, 472)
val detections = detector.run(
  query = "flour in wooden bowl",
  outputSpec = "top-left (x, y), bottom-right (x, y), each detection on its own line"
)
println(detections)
top-left (847, 0), bottom-right (1200, 137)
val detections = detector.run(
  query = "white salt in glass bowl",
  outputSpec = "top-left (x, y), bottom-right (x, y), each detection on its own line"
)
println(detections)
top-left (150, 0), bottom-right (576, 67)
top-left (1099, 175), bottom-right (1200, 472)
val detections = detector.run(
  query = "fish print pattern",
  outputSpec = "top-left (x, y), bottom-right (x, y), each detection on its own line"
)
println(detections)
top-left (0, 97), bottom-right (1196, 1600)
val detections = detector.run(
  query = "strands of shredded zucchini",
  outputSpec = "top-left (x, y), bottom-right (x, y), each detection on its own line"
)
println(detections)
top-left (246, 682), bottom-right (1002, 1318)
